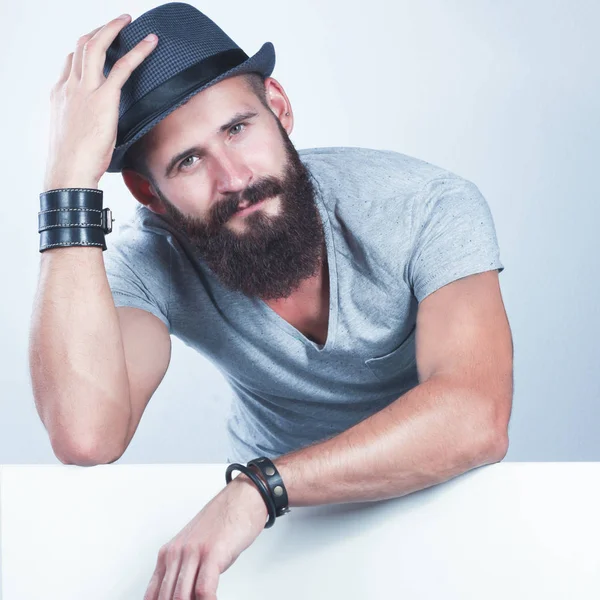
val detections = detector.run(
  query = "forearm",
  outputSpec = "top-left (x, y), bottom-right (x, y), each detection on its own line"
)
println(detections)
top-left (29, 246), bottom-right (132, 462)
top-left (273, 375), bottom-right (508, 506)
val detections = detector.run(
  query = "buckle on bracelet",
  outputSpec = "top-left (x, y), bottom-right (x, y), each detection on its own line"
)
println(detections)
top-left (102, 208), bottom-right (114, 234)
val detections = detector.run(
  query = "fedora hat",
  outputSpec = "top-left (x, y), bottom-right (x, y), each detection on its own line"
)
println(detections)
top-left (103, 1), bottom-right (276, 173)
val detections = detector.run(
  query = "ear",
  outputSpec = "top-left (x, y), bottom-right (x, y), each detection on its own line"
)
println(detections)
top-left (121, 169), bottom-right (167, 215)
top-left (264, 77), bottom-right (293, 137)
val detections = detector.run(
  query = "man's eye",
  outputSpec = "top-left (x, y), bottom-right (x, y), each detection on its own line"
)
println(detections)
top-left (179, 156), bottom-right (198, 170)
top-left (230, 122), bottom-right (247, 135)
top-left (177, 123), bottom-right (247, 171)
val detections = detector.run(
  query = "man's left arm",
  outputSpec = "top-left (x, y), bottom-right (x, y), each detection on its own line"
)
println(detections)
top-left (142, 269), bottom-right (513, 599)
top-left (272, 268), bottom-right (513, 506)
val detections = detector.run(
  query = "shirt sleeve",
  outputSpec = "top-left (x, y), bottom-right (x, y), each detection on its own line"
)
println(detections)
top-left (102, 209), bottom-right (172, 331)
top-left (406, 175), bottom-right (505, 302)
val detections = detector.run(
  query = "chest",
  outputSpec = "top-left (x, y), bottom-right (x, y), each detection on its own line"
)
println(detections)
top-left (271, 304), bottom-right (329, 346)
top-left (264, 288), bottom-right (330, 347)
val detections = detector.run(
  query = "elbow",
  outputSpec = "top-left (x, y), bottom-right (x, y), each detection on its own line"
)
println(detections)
top-left (463, 429), bottom-right (508, 471)
top-left (481, 419), bottom-right (510, 465)
top-left (478, 387), bottom-right (512, 464)
top-left (52, 435), bottom-right (124, 466)
top-left (488, 397), bottom-right (512, 462)
top-left (488, 430), bottom-right (509, 463)
top-left (463, 415), bottom-right (510, 468)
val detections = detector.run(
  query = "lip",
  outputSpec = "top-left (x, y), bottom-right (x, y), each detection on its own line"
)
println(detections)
top-left (235, 197), bottom-right (267, 216)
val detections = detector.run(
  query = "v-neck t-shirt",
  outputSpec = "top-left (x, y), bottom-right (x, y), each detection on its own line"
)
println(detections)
top-left (103, 146), bottom-right (505, 463)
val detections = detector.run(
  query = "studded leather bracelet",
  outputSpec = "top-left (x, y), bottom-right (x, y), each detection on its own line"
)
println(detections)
top-left (246, 456), bottom-right (291, 518)
top-left (225, 456), bottom-right (291, 528)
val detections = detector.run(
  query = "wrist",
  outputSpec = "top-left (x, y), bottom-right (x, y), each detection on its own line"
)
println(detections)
top-left (43, 175), bottom-right (99, 192)
top-left (230, 472), bottom-right (269, 521)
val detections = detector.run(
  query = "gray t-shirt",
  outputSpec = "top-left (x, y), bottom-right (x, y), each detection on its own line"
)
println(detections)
top-left (104, 146), bottom-right (504, 463)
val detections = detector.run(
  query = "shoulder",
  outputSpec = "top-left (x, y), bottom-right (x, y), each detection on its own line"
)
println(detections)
top-left (298, 146), bottom-right (472, 236)
top-left (297, 146), bottom-right (470, 228)
top-left (298, 146), bottom-right (461, 200)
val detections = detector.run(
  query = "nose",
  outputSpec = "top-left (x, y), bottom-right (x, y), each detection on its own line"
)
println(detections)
top-left (211, 147), bottom-right (252, 196)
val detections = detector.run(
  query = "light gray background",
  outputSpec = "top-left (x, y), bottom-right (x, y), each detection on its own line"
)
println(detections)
top-left (0, 0), bottom-right (598, 464)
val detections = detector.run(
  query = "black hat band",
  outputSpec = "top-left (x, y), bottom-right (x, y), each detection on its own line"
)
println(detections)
top-left (117, 47), bottom-right (249, 147)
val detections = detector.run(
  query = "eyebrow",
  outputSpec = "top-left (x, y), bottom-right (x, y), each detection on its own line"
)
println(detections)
top-left (164, 110), bottom-right (259, 177)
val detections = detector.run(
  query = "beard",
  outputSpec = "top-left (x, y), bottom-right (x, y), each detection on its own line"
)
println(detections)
top-left (153, 117), bottom-right (325, 300)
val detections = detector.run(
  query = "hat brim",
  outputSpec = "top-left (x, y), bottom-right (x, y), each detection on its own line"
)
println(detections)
top-left (107, 41), bottom-right (276, 173)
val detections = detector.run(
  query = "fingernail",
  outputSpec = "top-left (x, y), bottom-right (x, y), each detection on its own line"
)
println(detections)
top-left (144, 33), bottom-right (157, 42)
top-left (118, 14), bottom-right (130, 20)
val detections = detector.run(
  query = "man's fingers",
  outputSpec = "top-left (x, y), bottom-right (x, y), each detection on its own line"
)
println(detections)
top-left (155, 545), bottom-right (183, 600)
top-left (56, 52), bottom-right (74, 86)
top-left (172, 555), bottom-right (201, 599)
top-left (104, 33), bottom-right (158, 90)
top-left (142, 563), bottom-right (166, 600)
top-left (194, 562), bottom-right (220, 600)
top-left (70, 25), bottom-right (104, 81)
top-left (80, 14), bottom-right (133, 85)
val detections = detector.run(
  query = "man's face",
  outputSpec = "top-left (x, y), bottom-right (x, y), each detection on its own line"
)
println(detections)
top-left (137, 75), bottom-right (324, 301)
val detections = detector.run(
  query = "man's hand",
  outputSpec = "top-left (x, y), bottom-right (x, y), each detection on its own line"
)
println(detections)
top-left (44, 13), bottom-right (158, 191)
top-left (143, 474), bottom-right (269, 600)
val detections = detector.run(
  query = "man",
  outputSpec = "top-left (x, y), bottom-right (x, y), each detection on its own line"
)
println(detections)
top-left (30, 4), bottom-right (513, 599)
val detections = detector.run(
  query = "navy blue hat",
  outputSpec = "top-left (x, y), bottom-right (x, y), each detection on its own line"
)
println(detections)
top-left (103, 2), bottom-right (276, 173)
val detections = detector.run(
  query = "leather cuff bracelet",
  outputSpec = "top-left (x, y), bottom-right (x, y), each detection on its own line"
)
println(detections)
top-left (38, 188), bottom-right (114, 252)
top-left (247, 456), bottom-right (291, 518)
top-left (226, 463), bottom-right (277, 528)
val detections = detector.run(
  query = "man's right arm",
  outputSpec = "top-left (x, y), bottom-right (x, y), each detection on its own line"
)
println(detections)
top-left (29, 14), bottom-right (162, 465)
top-left (29, 245), bottom-right (171, 466)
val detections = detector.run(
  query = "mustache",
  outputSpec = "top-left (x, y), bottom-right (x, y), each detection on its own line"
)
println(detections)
top-left (209, 176), bottom-right (284, 230)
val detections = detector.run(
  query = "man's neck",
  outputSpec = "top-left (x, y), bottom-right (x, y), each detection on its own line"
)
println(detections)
top-left (263, 239), bottom-right (328, 309)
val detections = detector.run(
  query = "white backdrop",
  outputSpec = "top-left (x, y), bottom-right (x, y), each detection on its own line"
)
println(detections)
top-left (0, 0), bottom-right (598, 463)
